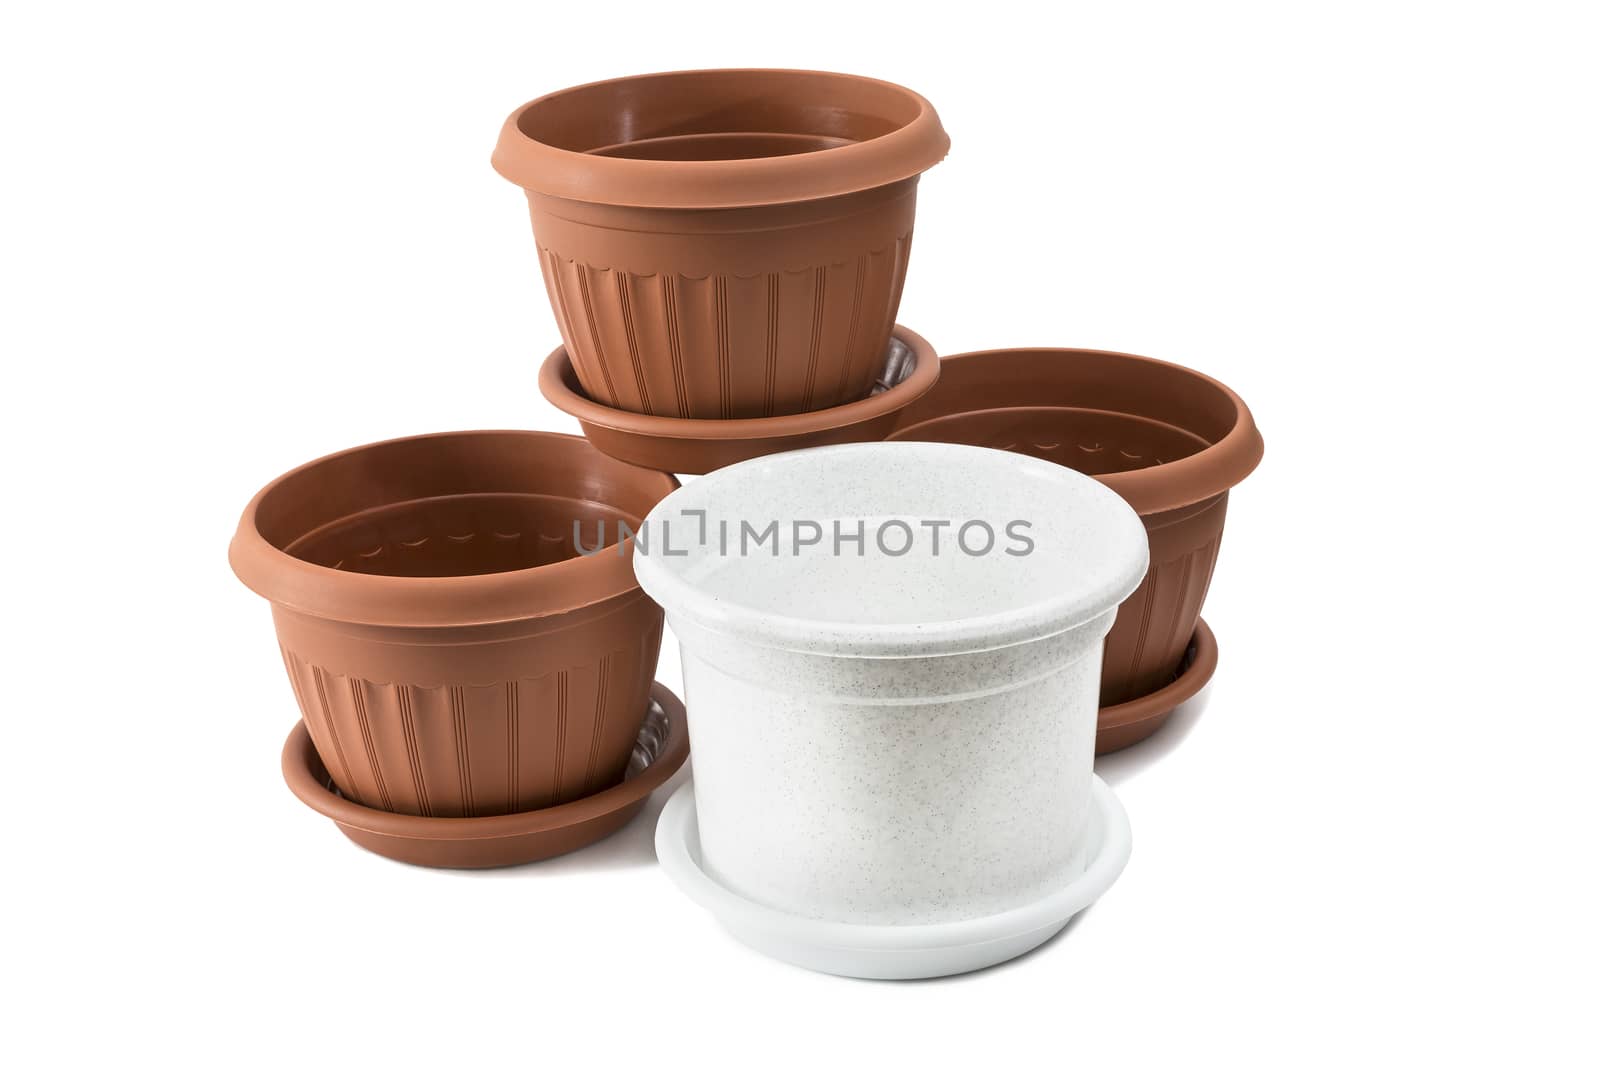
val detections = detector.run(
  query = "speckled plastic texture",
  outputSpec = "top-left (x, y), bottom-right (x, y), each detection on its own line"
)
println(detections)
top-left (655, 774), bottom-right (1131, 979)
top-left (891, 347), bottom-right (1262, 752)
top-left (492, 70), bottom-right (948, 418)
top-left (634, 442), bottom-right (1147, 938)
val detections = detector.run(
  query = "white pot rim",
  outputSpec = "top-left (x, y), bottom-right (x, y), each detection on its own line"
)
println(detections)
top-left (654, 774), bottom-right (1132, 977)
top-left (632, 443), bottom-right (1149, 658)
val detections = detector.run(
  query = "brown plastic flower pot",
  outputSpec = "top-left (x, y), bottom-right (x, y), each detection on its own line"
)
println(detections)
top-left (541, 323), bottom-right (939, 474)
top-left (492, 69), bottom-right (948, 420)
top-left (890, 348), bottom-right (1263, 752)
top-left (230, 430), bottom-right (678, 817)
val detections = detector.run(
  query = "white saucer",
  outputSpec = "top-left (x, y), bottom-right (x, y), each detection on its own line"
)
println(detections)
top-left (654, 774), bottom-right (1132, 980)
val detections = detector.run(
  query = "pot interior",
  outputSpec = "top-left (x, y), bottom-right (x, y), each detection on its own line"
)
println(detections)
top-left (253, 433), bottom-right (670, 580)
top-left (891, 407), bottom-right (1209, 477)
top-left (284, 493), bottom-right (631, 578)
top-left (589, 132), bottom-right (851, 161)
top-left (520, 70), bottom-right (922, 160)
top-left (887, 350), bottom-right (1257, 516)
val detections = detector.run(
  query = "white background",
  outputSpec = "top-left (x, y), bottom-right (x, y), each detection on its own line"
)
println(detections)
top-left (5, 1), bottom-right (1597, 1063)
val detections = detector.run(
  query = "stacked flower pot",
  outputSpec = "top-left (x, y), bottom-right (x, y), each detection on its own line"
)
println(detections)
top-left (232, 69), bottom-right (1261, 979)
top-left (496, 70), bottom-right (951, 472)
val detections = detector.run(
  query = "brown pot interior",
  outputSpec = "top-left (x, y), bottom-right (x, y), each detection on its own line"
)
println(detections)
top-left (889, 348), bottom-right (1261, 515)
top-left (589, 132), bottom-right (853, 161)
top-left (284, 495), bottom-right (632, 579)
top-left (519, 70), bottom-right (923, 161)
top-left (254, 434), bottom-right (660, 581)
top-left (893, 406), bottom-right (1210, 479)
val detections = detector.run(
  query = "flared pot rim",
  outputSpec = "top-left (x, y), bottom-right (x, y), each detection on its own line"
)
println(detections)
top-left (491, 68), bottom-right (949, 210)
top-left (632, 442), bottom-right (1149, 658)
top-left (230, 429), bottom-right (678, 629)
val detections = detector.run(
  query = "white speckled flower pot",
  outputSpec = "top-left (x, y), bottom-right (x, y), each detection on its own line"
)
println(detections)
top-left (635, 442), bottom-right (1148, 973)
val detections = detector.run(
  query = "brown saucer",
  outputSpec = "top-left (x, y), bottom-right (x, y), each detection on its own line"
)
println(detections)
top-left (282, 682), bottom-right (689, 868)
top-left (1096, 619), bottom-right (1217, 755)
top-left (540, 325), bottom-right (939, 474)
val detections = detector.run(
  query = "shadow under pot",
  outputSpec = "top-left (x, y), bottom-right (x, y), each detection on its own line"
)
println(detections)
top-left (230, 431), bottom-right (678, 819)
top-left (890, 348), bottom-right (1264, 753)
top-left (492, 69), bottom-right (949, 420)
top-left (636, 442), bottom-right (1148, 978)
